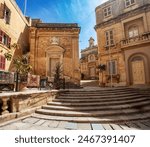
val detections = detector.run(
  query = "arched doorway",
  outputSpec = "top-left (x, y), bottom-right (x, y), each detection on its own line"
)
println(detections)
top-left (131, 56), bottom-right (145, 85)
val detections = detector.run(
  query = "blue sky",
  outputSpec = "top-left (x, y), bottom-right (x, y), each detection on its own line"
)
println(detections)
top-left (16, 0), bottom-right (107, 50)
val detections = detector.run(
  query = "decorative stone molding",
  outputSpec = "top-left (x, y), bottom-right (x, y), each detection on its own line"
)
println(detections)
top-left (50, 37), bottom-right (59, 45)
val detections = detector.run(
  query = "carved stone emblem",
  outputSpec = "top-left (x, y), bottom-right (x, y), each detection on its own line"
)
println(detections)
top-left (51, 37), bottom-right (59, 45)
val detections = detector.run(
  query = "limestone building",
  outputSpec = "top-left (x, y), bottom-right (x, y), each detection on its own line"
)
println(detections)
top-left (30, 20), bottom-right (81, 85)
top-left (80, 37), bottom-right (98, 80)
top-left (0, 0), bottom-right (30, 71)
top-left (95, 0), bottom-right (150, 86)
top-left (0, 1), bottom-right (81, 86)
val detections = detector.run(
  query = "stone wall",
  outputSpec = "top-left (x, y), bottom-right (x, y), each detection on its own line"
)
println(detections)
top-left (0, 90), bottom-right (58, 123)
top-left (95, 0), bottom-right (150, 25)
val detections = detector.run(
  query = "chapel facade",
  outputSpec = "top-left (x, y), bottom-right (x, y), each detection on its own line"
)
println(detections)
top-left (80, 37), bottom-right (99, 80)
top-left (29, 20), bottom-right (81, 85)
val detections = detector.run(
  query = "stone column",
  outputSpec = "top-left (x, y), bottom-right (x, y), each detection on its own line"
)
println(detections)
top-left (30, 28), bottom-right (37, 73)
top-left (72, 36), bottom-right (80, 84)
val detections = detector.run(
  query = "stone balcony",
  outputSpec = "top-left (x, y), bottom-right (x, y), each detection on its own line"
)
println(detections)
top-left (121, 32), bottom-right (150, 48)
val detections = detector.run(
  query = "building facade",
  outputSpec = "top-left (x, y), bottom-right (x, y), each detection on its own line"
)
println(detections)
top-left (29, 20), bottom-right (81, 85)
top-left (95, 0), bottom-right (150, 86)
top-left (0, 1), bottom-right (81, 86)
top-left (80, 37), bottom-right (99, 80)
top-left (0, 0), bottom-right (30, 71)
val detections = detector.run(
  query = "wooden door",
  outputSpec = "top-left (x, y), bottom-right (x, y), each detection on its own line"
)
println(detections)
top-left (89, 67), bottom-right (95, 78)
top-left (50, 58), bottom-right (59, 77)
top-left (132, 60), bottom-right (145, 84)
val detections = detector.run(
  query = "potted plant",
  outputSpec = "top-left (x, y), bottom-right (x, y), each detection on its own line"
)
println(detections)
top-left (97, 64), bottom-right (106, 87)
top-left (4, 52), bottom-right (12, 61)
top-left (4, 43), bottom-right (19, 61)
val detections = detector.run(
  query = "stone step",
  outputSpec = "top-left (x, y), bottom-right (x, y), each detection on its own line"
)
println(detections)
top-left (52, 97), bottom-right (149, 104)
top-left (35, 105), bottom-right (150, 117)
top-left (34, 87), bottom-right (150, 123)
top-left (62, 90), bottom-right (139, 95)
top-left (59, 92), bottom-right (142, 98)
top-left (42, 101), bottom-right (150, 111)
top-left (48, 98), bottom-right (150, 107)
top-left (63, 88), bottom-right (138, 93)
top-left (81, 80), bottom-right (99, 87)
top-left (57, 95), bottom-right (145, 101)
top-left (32, 111), bottom-right (150, 123)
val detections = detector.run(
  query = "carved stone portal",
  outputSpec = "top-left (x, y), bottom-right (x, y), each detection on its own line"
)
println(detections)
top-left (46, 45), bottom-right (65, 77)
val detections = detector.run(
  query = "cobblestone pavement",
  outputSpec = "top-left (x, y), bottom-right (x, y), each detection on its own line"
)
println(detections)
top-left (0, 116), bottom-right (150, 130)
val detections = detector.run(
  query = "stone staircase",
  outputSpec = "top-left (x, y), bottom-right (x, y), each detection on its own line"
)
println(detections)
top-left (80, 80), bottom-right (99, 87)
top-left (32, 87), bottom-right (150, 123)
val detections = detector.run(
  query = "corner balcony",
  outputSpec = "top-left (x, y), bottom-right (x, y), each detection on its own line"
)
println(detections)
top-left (121, 32), bottom-right (150, 48)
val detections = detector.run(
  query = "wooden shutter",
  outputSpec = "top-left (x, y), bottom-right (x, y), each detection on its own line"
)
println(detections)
top-left (8, 37), bottom-right (11, 48)
top-left (0, 3), bottom-right (5, 19)
top-left (0, 55), bottom-right (2, 69)
top-left (0, 55), bottom-right (6, 70)
top-left (0, 30), bottom-right (2, 43)
top-left (3, 56), bottom-right (5, 70)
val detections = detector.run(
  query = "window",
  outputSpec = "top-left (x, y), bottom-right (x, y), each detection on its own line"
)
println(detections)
top-left (0, 3), bottom-right (11, 24)
top-left (4, 8), bottom-right (11, 24)
top-left (107, 60), bottom-right (117, 75)
top-left (125, 0), bottom-right (135, 7)
top-left (105, 30), bottom-right (114, 47)
top-left (2, 34), bottom-right (7, 45)
top-left (0, 55), bottom-right (6, 70)
top-left (0, 30), bottom-right (11, 48)
top-left (103, 6), bottom-right (112, 18)
top-left (88, 54), bottom-right (95, 62)
top-left (128, 26), bottom-right (139, 38)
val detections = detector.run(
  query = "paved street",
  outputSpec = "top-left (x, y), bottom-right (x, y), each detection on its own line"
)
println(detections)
top-left (0, 116), bottom-right (150, 130)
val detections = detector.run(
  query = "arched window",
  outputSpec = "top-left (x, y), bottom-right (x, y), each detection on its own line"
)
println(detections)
top-left (128, 25), bottom-right (139, 38)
